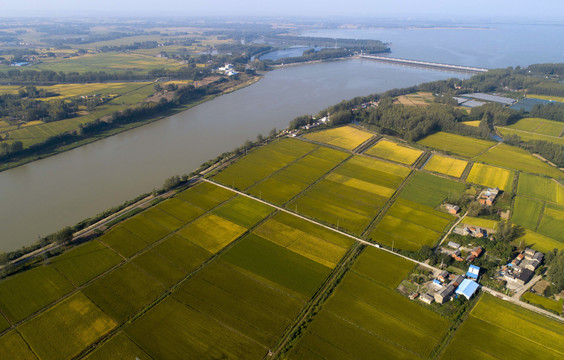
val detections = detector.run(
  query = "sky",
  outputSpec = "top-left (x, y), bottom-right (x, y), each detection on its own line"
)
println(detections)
top-left (2, 0), bottom-right (564, 20)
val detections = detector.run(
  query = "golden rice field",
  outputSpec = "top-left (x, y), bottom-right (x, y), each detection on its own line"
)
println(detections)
top-left (303, 125), bottom-right (374, 150)
top-left (462, 216), bottom-right (498, 230)
top-left (424, 154), bottom-right (468, 178)
top-left (418, 131), bottom-right (495, 158)
top-left (364, 139), bottom-right (423, 165)
top-left (462, 120), bottom-right (481, 127)
top-left (514, 230), bottom-right (564, 253)
top-left (466, 163), bottom-right (514, 191)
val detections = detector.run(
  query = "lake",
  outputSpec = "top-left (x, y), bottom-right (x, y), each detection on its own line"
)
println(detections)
top-left (0, 59), bottom-right (467, 251)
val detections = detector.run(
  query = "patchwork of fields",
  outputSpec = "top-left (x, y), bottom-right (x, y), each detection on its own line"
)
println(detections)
top-left (506, 117), bottom-right (564, 137)
top-left (498, 127), bottom-right (564, 146)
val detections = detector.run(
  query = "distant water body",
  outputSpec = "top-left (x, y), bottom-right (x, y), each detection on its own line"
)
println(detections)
top-left (302, 23), bottom-right (564, 68)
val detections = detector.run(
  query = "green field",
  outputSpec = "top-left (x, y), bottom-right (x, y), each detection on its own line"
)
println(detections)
top-left (177, 213), bottom-right (247, 253)
top-left (399, 171), bottom-right (466, 207)
top-left (512, 196), bottom-right (544, 230)
top-left (120, 215), bottom-right (169, 244)
top-left (537, 204), bottom-right (564, 242)
top-left (462, 216), bottom-right (498, 230)
top-left (51, 240), bottom-right (123, 286)
top-left (288, 155), bottom-right (410, 234)
top-left (514, 230), bottom-right (564, 253)
top-left (418, 132), bottom-right (494, 158)
top-left (522, 292), bottom-right (563, 314)
top-left (289, 271), bottom-right (450, 359)
top-left (213, 138), bottom-right (317, 190)
top-left (517, 173), bottom-right (564, 204)
top-left (440, 293), bottom-right (564, 360)
top-left (247, 146), bottom-right (350, 205)
top-left (424, 154), bottom-right (468, 178)
top-left (126, 297), bottom-right (267, 360)
top-left (352, 246), bottom-right (414, 288)
top-left (0, 266), bottom-right (74, 323)
top-left (499, 127), bottom-right (564, 146)
top-left (474, 143), bottom-right (563, 178)
top-left (506, 117), bottom-right (564, 136)
top-left (175, 181), bottom-right (234, 211)
top-left (155, 197), bottom-right (205, 223)
top-left (85, 333), bottom-right (152, 360)
top-left (212, 195), bottom-right (274, 228)
top-left (140, 207), bottom-right (184, 231)
top-left (82, 262), bottom-right (165, 322)
top-left (151, 234), bottom-right (212, 272)
top-left (466, 163), bottom-right (515, 191)
top-left (131, 249), bottom-right (186, 288)
top-left (303, 125), bottom-right (374, 150)
top-left (101, 225), bottom-right (148, 258)
top-left (365, 139), bottom-right (423, 165)
top-left (18, 292), bottom-right (117, 360)
top-left (0, 331), bottom-right (39, 360)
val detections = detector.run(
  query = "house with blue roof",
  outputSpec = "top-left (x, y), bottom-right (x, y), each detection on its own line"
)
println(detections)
top-left (466, 265), bottom-right (480, 280)
top-left (455, 279), bottom-right (480, 300)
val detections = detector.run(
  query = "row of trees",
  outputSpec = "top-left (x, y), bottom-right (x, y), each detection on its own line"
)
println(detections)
top-left (0, 94), bottom-right (76, 123)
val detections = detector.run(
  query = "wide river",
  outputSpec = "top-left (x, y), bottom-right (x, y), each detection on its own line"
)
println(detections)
top-left (0, 59), bottom-right (468, 251)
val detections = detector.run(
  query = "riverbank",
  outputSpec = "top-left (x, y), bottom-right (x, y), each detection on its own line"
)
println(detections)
top-left (0, 75), bottom-right (262, 174)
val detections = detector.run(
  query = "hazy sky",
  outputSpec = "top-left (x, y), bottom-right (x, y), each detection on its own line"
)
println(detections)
top-left (3, 0), bottom-right (564, 19)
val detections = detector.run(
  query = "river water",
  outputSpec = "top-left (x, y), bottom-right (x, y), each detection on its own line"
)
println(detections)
top-left (0, 59), bottom-right (468, 251)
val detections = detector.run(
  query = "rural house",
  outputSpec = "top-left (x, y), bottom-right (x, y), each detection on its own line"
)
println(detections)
top-left (435, 284), bottom-right (456, 304)
top-left (478, 187), bottom-right (499, 206)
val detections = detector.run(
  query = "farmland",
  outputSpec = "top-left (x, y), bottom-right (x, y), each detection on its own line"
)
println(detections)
top-left (506, 117), bottom-right (564, 136)
top-left (537, 204), bottom-right (564, 242)
top-left (352, 246), bottom-right (414, 288)
top-left (462, 216), bottom-right (498, 230)
top-left (399, 171), bottom-right (467, 207)
top-left (512, 196), bottom-right (544, 230)
top-left (364, 138), bottom-right (423, 165)
top-left (424, 154), bottom-right (468, 178)
top-left (522, 292), bottom-right (563, 314)
top-left (515, 230), bottom-right (564, 253)
top-left (474, 143), bottom-right (563, 178)
top-left (212, 138), bottom-right (317, 190)
top-left (302, 125), bottom-right (374, 150)
top-left (466, 163), bottom-right (514, 191)
top-left (417, 131), bottom-right (494, 158)
top-left (498, 127), bottom-right (564, 146)
top-left (369, 198), bottom-right (454, 251)
top-left (517, 173), bottom-right (564, 204)
top-left (287, 155), bottom-right (411, 235)
top-left (440, 293), bottom-right (564, 360)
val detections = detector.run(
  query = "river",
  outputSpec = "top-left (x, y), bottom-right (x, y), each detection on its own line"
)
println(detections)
top-left (0, 59), bottom-right (469, 251)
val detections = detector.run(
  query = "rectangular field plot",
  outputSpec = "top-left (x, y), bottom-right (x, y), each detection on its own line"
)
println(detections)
top-left (174, 260), bottom-right (305, 348)
top-left (82, 262), bottom-right (165, 322)
top-left (399, 171), bottom-right (466, 207)
top-left (131, 250), bottom-right (186, 288)
top-left (352, 246), bottom-right (414, 288)
top-left (474, 143), bottom-right (563, 178)
top-left (517, 173), bottom-right (564, 204)
top-left (51, 240), bottom-right (123, 286)
top-left (512, 196), bottom-right (543, 230)
top-left (126, 297), bottom-right (267, 360)
top-left (140, 207), bottom-right (184, 231)
top-left (247, 146), bottom-right (350, 205)
top-left (440, 293), bottom-right (564, 360)
top-left (120, 216), bottom-right (169, 244)
top-left (462, 216), bottom-right (498, 230)
top-left (288, 156), bottom-right (410, 235)
top-left (0, 266), bottom-right (74, 323)
top-left (212, 138), bottom-right (317, 190)
top-left (177, 214), bottom-right (247, 253)
top-left (417, 131), bottom-right (494, 158)
top-left (537, 204), bottom-right (564, 242)
top-left (100, 226), bottom-right (147, 258)
top-left (221, 234), bottom-right (332, 299)
top-left (151, 234), bottom-right (212, 272)
top-left (18, 292), bottom-right (117, 360)
top-left (303, 125), bottom-right (374, 150)
top-left (365, 139), bottom-right (423, 165)
top-left (466, 163), bottom-right (514, 191)
top-left (522, 292), bottom-right (563, 314)
top-left (254, 212), bottom-right (354, 268)
top-left (515, 230), bottom-right (564, 253)
top-left (498, 127), bottom-right (564, 146)
top-left (85, 333), bottom-right (152, 360)
top-left (175, 181), bottom-right (234, 211)
top-left (289, 272), bottom-right (450, 360)
top-left (155, 197), bottom-right (204, 223)
top-left (424, 154), bottom-right (468, 178)
top-left (212, 196), bottom-right (274, 228)
top-left (507, 117), bottom-right (564, 136)
top-left (0, 331), bottom-right (39, 360)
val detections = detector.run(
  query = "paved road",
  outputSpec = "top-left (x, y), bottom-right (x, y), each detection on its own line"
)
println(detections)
top-left (202, 178), bottom-right (564, 323)
top-left (513, 274), bottom-right (542, 300)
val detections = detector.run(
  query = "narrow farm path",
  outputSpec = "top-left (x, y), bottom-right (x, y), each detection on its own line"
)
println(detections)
top-left (438, 211), bottom-right (468, 247)
top-left (202, 178), bottom-right (564, 324)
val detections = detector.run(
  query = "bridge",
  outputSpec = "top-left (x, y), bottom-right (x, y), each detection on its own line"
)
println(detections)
top-left (359, 54), bottom-right (489, 73)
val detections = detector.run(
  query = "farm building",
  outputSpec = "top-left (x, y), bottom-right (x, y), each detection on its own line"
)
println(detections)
top-left (451, 275), bottom-right (464, 287)
top-left (455, 279), bottom-right (480, 300)
top-left (466, 265), bottom-right (480, 280)
top-left (460, 93), bottom-right (516, 105)
top-left (447, 241), bottom-right (460, 249)
top-left (478, 187), bottom-right (499, 206)
top-left (435, 284), bottom-right (456, 304)
top-left (420, 293), bottom-right (434, 305)
top-left (444, 203), bottom-right (460, 215)
top-left (438, 270), bottom-right (449, 283)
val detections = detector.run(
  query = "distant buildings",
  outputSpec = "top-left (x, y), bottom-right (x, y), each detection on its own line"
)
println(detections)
top-left (217, 64), bottom-right (238, 76)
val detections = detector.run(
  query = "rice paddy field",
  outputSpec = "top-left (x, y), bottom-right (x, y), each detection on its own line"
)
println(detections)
top-left (537, 203), bottom-right (564, 243)
top-left (399, 171), bottom-right (467, 208)
top-left (369, 198), bottom-right (454, 251)
top-left (302, 125), bottom-right (374, 150)
top-left (287, 155), bottom-right (411, 235)
top-left (424, 154), bottom-right (468, 178)
top-left (466, 163), bottom-right (515, 191)
top-left (364, 138), bottom-right (423, 165)
top-left (212, 138), bottom-right (317, 190)
top-left (462, 216), bottom-right (498, 230)
top-left (512, 196), bottom-right (544, 230)
top-left (506, 117), bottom-right (564, 137)
top-left (521, 292), bottom-right (563, 314)
top-left (498, 127), bottom-right (564, 146)
top-left (417, 131), bottom-right (495, 158)
top-left (439, 293), bottom-right (564, 360)
top-left (517, 173), bottom-right (564, 205)
top-left (514, 230), bottom-right (564, 253)
top-left (474, 143), bottom-right (563, 178)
